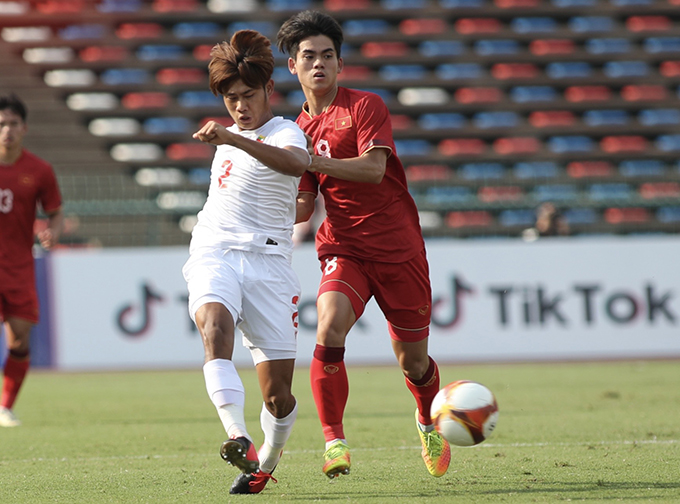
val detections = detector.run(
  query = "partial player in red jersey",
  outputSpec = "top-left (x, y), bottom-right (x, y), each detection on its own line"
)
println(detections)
top-left (277, 11), bottom-right (451, 478)
top-left (0, 94), bottom-right (63, 427)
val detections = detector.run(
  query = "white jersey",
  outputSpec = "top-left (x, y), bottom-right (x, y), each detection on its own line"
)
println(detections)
top-left (189, 116), bottom-right (308, 260)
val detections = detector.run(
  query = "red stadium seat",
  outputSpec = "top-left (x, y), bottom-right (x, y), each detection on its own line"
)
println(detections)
top-left (324, 0), bottom-right (370, 10)
top-left (478, 186), bottom-right (523, 202)
top-left (495, 0), bottom-right (539, 7)
top-left (639, 182), bottom-right (680, 199)
top-left (122, 92), bottom-right (171, 109)
top-left (565, 86), bottom-right (612, 102)
top-left (193, 45), bottom-right (213, 61)
top-left (166, 143), bottom-right (213, 160)
top-left (491, 63), bottom-right (539, 80)
top-left (455, 87), bottom-right (503, 104)
top-left (604, 207), bottom-right (650, 224)
top-left (400, 19), bottom-right (447, 36)
top-left (567, 161), bottom-right (614, 178)
top-left (405, 164), bottom-right (450, 182)
top-left (659, 61), bottom-right (680, 77)
top-left (621, 85), bottom-right (668, 101)
top-left (389, 114), bottom-right (414, 130)
top-left (156, 68), bottom-right (205, 85)
top-left (529, 111), bottom-right (576, 128)
top-left (153, 0), bottom-right (199, 12)
top-left (36, 0), bottom-right (84, 13)
top-left (337, 65), bottom-right (373, 81)
top-left (529, 39), bottom-right (575, 55)
top-left (116, 23), bottom-right (163, 39)
top-left (438, 138), bottom-right (486, 156)
top-left (199, 117), bottom-right (235, 127)
top-left (455, 18), bottom-right (502, 34)
top-left (79, 46), bottom-right (129, 62)
top-left (446, 211), bottom-right (493, 228)
top-left (360, 42), bottom-right (409, 58)
top-left (600, 136), bottom-right (648, 153)
top-left (493, 137), bottom-right (541, 155)
top-left (626, 16), bottom-right (672, 32)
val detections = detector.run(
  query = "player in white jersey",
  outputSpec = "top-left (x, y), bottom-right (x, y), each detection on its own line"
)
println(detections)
top-left (182, 30), bottom-right (310, 495)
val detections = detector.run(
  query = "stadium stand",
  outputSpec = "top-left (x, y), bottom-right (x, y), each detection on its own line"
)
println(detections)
top-left (1, 0), bottom-right (680, 246)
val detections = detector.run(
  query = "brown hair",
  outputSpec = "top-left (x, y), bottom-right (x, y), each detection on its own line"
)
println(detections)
top-left (208, 30), bottom-right (274, 96)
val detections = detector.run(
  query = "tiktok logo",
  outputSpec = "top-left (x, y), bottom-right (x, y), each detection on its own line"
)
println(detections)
top-left (116, 283), bottom-right (164, 337)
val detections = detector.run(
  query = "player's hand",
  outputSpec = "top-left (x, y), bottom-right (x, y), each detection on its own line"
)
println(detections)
top-left (305, 133), bottom-right (314, 155)
top-left (193, 121), bottom-right (234, 145)
top-left (37, 229), bottom-right (57, 250)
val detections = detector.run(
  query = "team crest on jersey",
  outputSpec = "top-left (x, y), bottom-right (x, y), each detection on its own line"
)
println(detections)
top-left (218, 160), bottom-right (233, 189)
top-left (256, 135), bottom-right (266, 143)
top-left (316, 139), bottom-right (331, 158)
top-left (335, 115), bottom-right (352, 130)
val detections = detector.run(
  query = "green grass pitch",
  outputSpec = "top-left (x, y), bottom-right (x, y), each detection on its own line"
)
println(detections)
top-left (1, 360), bottom-right (678, 503)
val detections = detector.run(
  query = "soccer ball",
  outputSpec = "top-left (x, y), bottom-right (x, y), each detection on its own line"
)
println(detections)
top-left (430, 380), bottom-right (499, 447)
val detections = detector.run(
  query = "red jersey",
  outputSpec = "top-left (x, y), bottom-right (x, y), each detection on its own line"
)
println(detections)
top-left (0, 149), bottom-right (61, 289)
top-left (297, 87), bottom-right (424, 263)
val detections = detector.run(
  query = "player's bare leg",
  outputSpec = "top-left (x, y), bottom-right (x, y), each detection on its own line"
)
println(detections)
top-left (1, 317), bottom-right (33, 427)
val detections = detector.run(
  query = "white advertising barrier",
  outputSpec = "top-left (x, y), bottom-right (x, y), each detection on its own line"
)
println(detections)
top-left (51, 237), bottom-right (680, 370)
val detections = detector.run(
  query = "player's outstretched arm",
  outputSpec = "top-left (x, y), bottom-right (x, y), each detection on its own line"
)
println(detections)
top-left (193, 121), bottom-right (309, 177)
top-left (309, 147), bottom-right (387, 184)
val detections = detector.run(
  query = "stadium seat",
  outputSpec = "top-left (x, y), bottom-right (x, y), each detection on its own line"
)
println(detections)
top-left (495, 0), bottom-right (540, 7)
top-left (459, 162), bottom-right (505, 179)
top-left (446, 210), bottom-right (492, 228)
top-left (419, 40), bottom-right (466, 57)
top-left (565, 86), bottom-right (612, 102)
top-left (80, 46), bottom-right (129, 62)
top-left (156, 191), bottom-right (206, 211)
top-left (173, 22), bottom-right (220, 39)
top-left (603, 61), bottom-right (650, 78)
top-left (455, 87), bottom-right (503, 103)
top-left (436, 63), bottom-right (483, 80)
top-left (1, 26), bottom-right (52, 43)
top-left (548, 136), bottom-right (596, 153)
top-left (361, 42), bottom-right (408, 58)
top-left (657, 206), bottom-right (680, 222)
top-left (569, 16), bottom-right (615, 33)
top-left (101, 68), bottom-right (150, 85)
top-left (121, 92), bottom-right (171, 109)
top-left (529, 111), bottom-right (576, 127)
top-left (546, 62), bottom-right (593, 79)
top-left (405, 164), bottom-right (451, 182)
top-left (534, 184), bottom-right (579, 201)
top-left (166, 143), bottom-right (214, 160)
top-left (513, 161), bottom-right (559, 179)
top-left (588, 183), bottom-right (633, 201)
top-left (88, 118), bottom-right (140, 136)
top-left (66, 92), bottom-right (119, 110)
top-left (582, 110), bottom-right (630, 126)
top-left (563, 208), bottom-right (599, 224)
top-left (110, 143), bottom-right (164, 162)
top-left (511, 86), bottom-right (557, 103)
top-left (156, 68), bottom-right (205, 85)
top-left (336, 65), bottom-right (372, 81)
top-left (626, 16), bottom-right (672, 32)
top-left (438, 139), bottom-right (486, 156)
top-left (324, 0), bottom-right (370, 10)
top-left (530, 39), bottom-right (575, 55)
top-left (58, 24), bottom-right (107, 40)
top-left (394, 139), bottom-right (432, 157)
top-left (343, 19), bottom-right (390, 36)
top-left (419, 113), bottom-right (466, 130)
top-left (644, 37), bottom-right (680, 54)
top-left (474, 111), bottom-right (520, 129)
top-left (424, 186), bottom-right (475, 205)
top-left (656, 135), bottom-right (680, 152)
top-left (37, 0), bottom-right (85, 13)
top-left (136, 45), bottom-right (185, 61)
top-left (619, 160), bottom-right (665, 177)
top-left (97, 0), bottom-right (143, 13)
top-left (455, 18), bottom-right (502, 34)
top-left (567, 161), bottom-right (615, 178)
top-left (143, 117), bottom-right (192, 135)
top-left (152, 0), bottom-right (200, 12)
top-left (116, 23), bottom-right (164, 39)
top-left (511, 17), bottom-right (558, 34)
top-left (639, 182), bottom-right (680, 199)
top-left (399, 19), bottom-right (446, 35)
top-left (23, 47), bottom-right (74, 64)
top-left (207, 0), bottom-right (258, 12)
top-left (604, 207), bottom-right (650, 223)
top-left (135, 168), bottom-right (185, 187)
top-left (478, 186), bottom-right (524, 202)
top-left (492, 63), bottom-right (539, 79)
top-left (493, 137), bottom-right (541, 155)
top-left (600, 135), bottom-right (648, 153)
top-left (44, 69), bottom-right (96, 87)
top-left (398, 88), bottom-right (448, 105)
top-left (474, 39), bottom-right (520, 56)
top-left (638, 109), bottom-right (680, 126)
top-left (499, 209), bottom-right (536, 227)
top-left (659, 61), bottom-right (680, 77)
top-left (177, 91), bottom-right (222, 108)
top-left (379, 65), bottom-right (427, 81)
top-left (585, 38), bottom-right (631, 54)
top-left (389, 114), bottom-right (413, 130)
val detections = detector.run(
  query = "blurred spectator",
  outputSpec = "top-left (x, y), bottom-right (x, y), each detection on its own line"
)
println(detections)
top-left (522, 202), bottom-right (570, 241)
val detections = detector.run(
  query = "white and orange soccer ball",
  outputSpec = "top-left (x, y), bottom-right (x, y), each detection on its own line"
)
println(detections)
top-left (430, 380), bottom-right (499, 447)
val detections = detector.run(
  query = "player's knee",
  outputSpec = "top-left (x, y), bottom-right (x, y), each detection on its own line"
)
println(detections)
top-left (264, 391), bottom-right (295, 418)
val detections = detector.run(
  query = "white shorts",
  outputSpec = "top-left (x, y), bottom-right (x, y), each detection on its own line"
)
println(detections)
top-left (182, 247), bottom-right (300, 365)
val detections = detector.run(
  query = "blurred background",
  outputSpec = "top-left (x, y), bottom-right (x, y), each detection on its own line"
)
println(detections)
top-left (2, 0), bottom-right (680, 370)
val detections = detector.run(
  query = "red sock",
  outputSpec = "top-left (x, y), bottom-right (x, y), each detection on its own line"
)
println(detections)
top-left (405, 357), bottom-right (440, 426)
top-left (1, 354), bottom-right (30, 410)
top-left (310, 344), bottom-right (348, 443)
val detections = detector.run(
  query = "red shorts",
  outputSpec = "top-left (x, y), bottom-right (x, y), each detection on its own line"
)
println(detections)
top-left (317, 249), bottom-right (432, 342)
top-left (0, 286), bottom-right (39, 324)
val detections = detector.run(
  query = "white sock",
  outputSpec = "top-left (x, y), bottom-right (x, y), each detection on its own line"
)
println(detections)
top-left (258, 401), bottom-right (298, 473)
top-left (203, 359), bottom-right (250, 440)
top-left (325, 438), bottom-right (348, 451)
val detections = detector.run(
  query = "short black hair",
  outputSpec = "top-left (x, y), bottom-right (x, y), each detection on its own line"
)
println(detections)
top-left (276, 10), bottom-right (343, 58)
top-left (0, 93), bottom-right (27, 121)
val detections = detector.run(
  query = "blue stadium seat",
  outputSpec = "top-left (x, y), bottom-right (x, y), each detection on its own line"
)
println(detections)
top-left (383, 0), bottom-right (427, 8)
top-left (511, 17), bottom-right (558, 34)
top-left (569, 16), bottom-right (615, 33)
top-left (499, 209), bottom-right (536, 227)
top-left (546, 62), bottom-right (593, 79)
top-left (177, 91), bottom-right (222, 108)
top-left (439, 0), bottom-right (486, 7)
top-left (588, 183), bottom-right (633, 200)
top-left (644, 38), bottom-right (680, 54)
top-left (229, 21), bottom-right (276, 38)
top-left (611, 0), bottom-right (653, 4)
top-left (638, 109), bottom-right (680, 126)
top-left (563, 208), bottom-right (598, 224)
top-left (513, 161), bottom-right (559, 179)
top-left (583, 109), bottom-right (630, 126)
top-left (418, 113), bottom-right (466, 130)
top-left (459, 162), bottom-right (505, 180)
top-left (379, 64), bottom-right (427, 81)
top-left (656, 135), bottom-right (680, 152)
top-left (585, 38), bottom-right (631, 54)
top-left (188, 167), bottom-right (211, 186)
top-left (100, 68), bottom-right (150, 85)
top-left (473, 111), bottom-right (520, 129)
top-left (548, 135), bottom-right (596, 153)
top-left (619, 160), bottom-right (665, 177)
top-left (419, 41), bottom-right (466, 57)
top-left (552, 0), bottom-right (596, 6)
top-left (534, 184), bottom-right (579, 201)
top-left (511, 86), bottom-right (557, 103)
top-left (136, 45), bottom-right (185, 61)
top-left (343, 19), bottom-right (390, 36)
top-left (143, 117), bottom-right (192, 134)
top-left (474, 40), bottom-right (521, 56)
top-left (394, 139), bottom-right (432, 157)
top-left (424, 186), bottom-right (475, 205)
top-left (173, 22), bottom-right (221, 39)
top-left (266, 0), bottom-right (312, 11)
top-left (97, 0), bottom-right (142, 12)
top-left (58, 24), bottom-right (107, 40)
top-left (603, 61), bottom-right (650, 78)
top-left (435, 63), bottom-right (483, 80)
top-left (657, 206), bottom-right (680, 223)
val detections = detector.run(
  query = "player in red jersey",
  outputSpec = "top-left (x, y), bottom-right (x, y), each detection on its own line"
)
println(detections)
top-left (277, 11), bottom-right (451, 478)
top-left (0, 94), bottom-right (63, 427)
